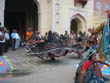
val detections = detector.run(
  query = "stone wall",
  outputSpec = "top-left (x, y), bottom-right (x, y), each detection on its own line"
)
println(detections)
top-left (36, 0), bottom-right (52, 35)
top-left (0, 0), bottom-right (5, 27)
top-left (51, 0), bottom-right (94, 34)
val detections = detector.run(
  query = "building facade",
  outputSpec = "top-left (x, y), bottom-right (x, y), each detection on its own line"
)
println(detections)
top-left (0, 0), bottom-right (52, 35)
top-left (51, 0), bottom-right (93, 35)
top-left (0, 0), bottom-right (109, 36)
top-left (93, 0), bottom-right (110, 27)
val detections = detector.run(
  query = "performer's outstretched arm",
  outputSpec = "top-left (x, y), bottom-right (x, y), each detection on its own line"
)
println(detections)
top-left (95, 60), bottom-right (110, 67)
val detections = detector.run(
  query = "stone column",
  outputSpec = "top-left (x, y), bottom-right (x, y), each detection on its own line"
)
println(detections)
top-left (51, 0), bottom-right (55, 32)
top-left (0, 0), bottom-right (5, 27)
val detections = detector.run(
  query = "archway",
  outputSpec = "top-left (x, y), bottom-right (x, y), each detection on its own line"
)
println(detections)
top-left (4, 0), bottom-right (39, 40)
top-left (70, 14), bottom-right (86, 36)
top-left (70, 19), bottom-right (81, 36)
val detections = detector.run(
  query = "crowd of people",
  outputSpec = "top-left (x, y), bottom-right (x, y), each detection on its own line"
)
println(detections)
top-left (0, 10), bottom-right (110, 83)
top-left (25, 25), bottom-right (110, 83)
top-left (0, 27), bottom-right (21, 56)
top-left (26, 27), bottom-right (87, 47)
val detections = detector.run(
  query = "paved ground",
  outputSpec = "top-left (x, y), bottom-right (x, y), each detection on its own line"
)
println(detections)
top-left (0, 48), bottom-right (110, 83)
top-left (0, 48), bottom-right (80, 83)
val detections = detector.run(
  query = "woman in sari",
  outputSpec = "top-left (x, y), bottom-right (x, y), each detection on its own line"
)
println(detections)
top-left (75, 10), bottom-right (110, 83)
top-left (74, 41), bottom-right (110, 83)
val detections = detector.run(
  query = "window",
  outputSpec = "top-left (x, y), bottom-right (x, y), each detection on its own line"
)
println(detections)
top-left (105, 4), bottom-right (109, 11)
top-left (96, 2), bottom-right (101, 9)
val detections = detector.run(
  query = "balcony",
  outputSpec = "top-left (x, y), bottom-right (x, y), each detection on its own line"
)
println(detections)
top-left (74, 0), bottom-right (88, 8)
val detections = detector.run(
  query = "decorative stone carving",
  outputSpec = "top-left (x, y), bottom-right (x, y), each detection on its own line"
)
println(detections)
top-left (56, 12), bottom-right (60, 20)
top-left (56, 3), bottom-right (60, 11)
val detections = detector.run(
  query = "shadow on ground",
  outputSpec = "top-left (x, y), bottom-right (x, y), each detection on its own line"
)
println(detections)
top-left (0, 69), bottom-right (31, 80)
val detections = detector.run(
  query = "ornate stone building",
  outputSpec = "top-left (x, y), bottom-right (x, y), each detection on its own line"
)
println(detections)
top-left (93, 0), bottom-right (110, 27)
top-left (0, 0), bottom-right (109, 36)
top-left (0, 0), bottom-right (52, 36)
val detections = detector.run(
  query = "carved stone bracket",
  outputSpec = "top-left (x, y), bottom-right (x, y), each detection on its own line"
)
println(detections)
top-left (74, 0), bottom-right (88, 8)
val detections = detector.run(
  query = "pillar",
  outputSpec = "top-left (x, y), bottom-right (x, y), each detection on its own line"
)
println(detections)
top-left (0, 0), bottom-right (5, 27)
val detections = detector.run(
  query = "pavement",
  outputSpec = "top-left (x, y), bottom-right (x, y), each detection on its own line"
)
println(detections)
top-left (0, 48), bottom-right (110, 83)
top-left (0, 48), bottom-right (80, 83)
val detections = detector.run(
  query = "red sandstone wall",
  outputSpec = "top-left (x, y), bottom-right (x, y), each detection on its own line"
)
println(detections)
top-left (94, 0), bottom-right (110, 12)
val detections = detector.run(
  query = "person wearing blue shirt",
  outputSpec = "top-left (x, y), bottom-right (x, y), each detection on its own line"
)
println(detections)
top-left (11, 29), bottom-right (16, 50)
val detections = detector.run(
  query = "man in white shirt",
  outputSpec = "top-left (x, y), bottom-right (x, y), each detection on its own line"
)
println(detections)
top-left (70, 31), bottom-right (76, 47)
top-left (15, 30), bottom-right (20, 49)
top-left (11, 29), bottom-right (16, 50)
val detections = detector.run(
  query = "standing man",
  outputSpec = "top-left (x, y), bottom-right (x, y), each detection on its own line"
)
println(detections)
top-left (0, 28), bottom-right (5, 56)
top-left (26, 27), bottom-right (33, 41)
top-left (4, 27), bottom-right (10, 53)
top-left (11, 29), bottom-right (16, 50)
top-left (70, 31), bottom-right (76, 47)
top-left (64, 30), bottom-right (69, 46)
top-left (15, 30), bottom-right (20, 49)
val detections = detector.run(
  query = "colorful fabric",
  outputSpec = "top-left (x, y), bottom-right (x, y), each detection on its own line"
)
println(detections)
top-left (75, 48), bottom-right (104, 83)
top-left (101, 65), bottom-right (110, 75)
top-left (83, 63), bottom-right (104, 83)
top-left (0, 56), bottom-right (13, 73)
top-left (95, 22), bottom-right (105, 61)
top-left (101, 19), bottom-right (110, 63)
top-left (101, 19), bottom-right (110, 76)
top-left (26, 32), bottom-right (32, 40)
top-left (83, 63), bottom-right (94, 83)
top-left (102, 19), bottom-right (109, 54)
top-left (81, 60), bottom-right (91, 73)
top-left (75, 48), bottom-right (96, 83)
top-left (99, 38), bottom-right (104, 61)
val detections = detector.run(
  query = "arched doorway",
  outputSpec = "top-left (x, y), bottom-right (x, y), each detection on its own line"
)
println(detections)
top-left (70, 19), bottom-right (80, 36)
top-left (4, 0), bottom-right (38, 40)
top-left (70, 14), bottom-right (86, 36)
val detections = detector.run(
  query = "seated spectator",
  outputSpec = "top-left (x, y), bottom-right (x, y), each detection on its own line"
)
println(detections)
top-left (64, 30), bottom-right (69, 42)
top-left (60, 34), bottom-right (64, 43)
top-left (11, 29), bottom-right (17, 50)
top-left (44, 32), bottom-right (48, 42)
top-left (26, 27), bottom-right (33, 41)
top-left (48, 31), bottom-right (53, 42)
top-left (15, 30), bottom-right (21, 49)
top-left (64, 30), bottom-right (69, 46)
